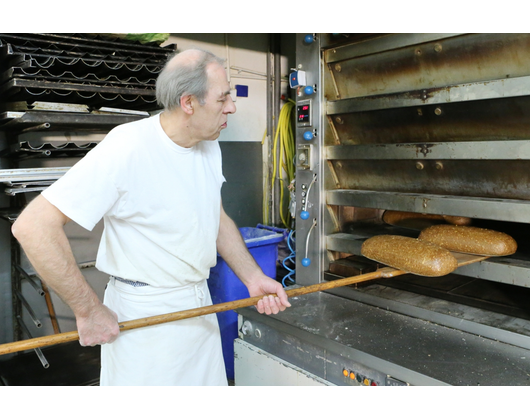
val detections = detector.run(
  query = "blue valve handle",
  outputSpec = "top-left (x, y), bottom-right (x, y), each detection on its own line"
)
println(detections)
top-left (302, 258), bottom-right (311, 267)
top-left (304, 34), bottom-right (314, 44)
top-left (303, 131), bottom-right (313, 141)
top-left (300, 210), bottom-right (310, 220)
top-left (304, 85), bottom-right (314, 95)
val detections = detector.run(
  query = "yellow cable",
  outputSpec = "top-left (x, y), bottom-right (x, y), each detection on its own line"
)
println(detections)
top-left (269, 99), bottom-right (296, 228)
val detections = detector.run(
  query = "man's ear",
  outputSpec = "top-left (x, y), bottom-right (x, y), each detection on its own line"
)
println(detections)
top-left (180, 94), bottom-right (194, 115)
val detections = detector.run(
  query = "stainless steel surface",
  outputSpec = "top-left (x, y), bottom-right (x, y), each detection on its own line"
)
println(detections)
top-left (326, 140), bottom-right (530, 160)
top-left (314, 33), bottom-right (530, 287)
top-left (294, 34), bottom-right (324, 286)
top-left (326, 190), bottom-right (530, 223)
top-left (324, 34), bottom-right (530, 100)
top-left (238, 291), bottom-right (530, 386)
top-left (269, 33), bottom-right (530, 386)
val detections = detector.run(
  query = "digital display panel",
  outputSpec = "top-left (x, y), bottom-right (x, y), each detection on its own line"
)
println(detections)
top-left (297, 103), bottom-right (310, 124)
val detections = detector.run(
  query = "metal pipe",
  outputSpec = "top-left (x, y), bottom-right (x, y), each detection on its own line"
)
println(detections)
top-left (16, 316), bottom-right (49, 369)
top-left (15, 289), bottom-right (42, 328)
top-left (265, 36), bottom-right (273, 225)
top-left (20, 122), bottom-right (51, 133)
top-left (272, 34), bottom-right (282, 226)
top-left (15, 264), bottom-right (44, 296)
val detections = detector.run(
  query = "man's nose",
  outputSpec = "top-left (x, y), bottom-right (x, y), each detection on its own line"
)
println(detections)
top-left (225, 95), bottom-right (236, 114)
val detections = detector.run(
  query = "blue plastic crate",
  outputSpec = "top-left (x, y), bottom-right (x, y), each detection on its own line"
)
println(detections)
top-left (207, 226), bottom-right (285, 380)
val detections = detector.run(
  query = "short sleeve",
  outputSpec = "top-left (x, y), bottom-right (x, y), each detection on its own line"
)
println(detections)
top-left (42, 135), bottom-right (121, 231)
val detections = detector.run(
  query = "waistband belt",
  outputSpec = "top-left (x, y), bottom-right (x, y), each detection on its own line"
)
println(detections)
top-left (111, 275), bottom-right (149, 287)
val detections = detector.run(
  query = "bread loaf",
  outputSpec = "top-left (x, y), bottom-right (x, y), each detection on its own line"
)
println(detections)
top-left (382, 210), bottom-right (472, 228)
top-left (382, 211), bottom-right (444, 226)
top-left (418, 225), bottom-right (517, 256)
top-left (443, 215), bottom-right (473, 226)
top-left (361, 235), bottom-right (458, 276)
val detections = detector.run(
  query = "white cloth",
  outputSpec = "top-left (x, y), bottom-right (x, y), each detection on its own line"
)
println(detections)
top-left (42, 113), bottom-right (226, 287)
top-left (100, 277), bottom-right (227, 386)
top-left (41, 114), bottom-right (229, 385)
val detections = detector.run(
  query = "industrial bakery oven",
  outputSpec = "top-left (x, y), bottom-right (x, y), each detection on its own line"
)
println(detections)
top-left (235, 33), bottom-right (530, 386)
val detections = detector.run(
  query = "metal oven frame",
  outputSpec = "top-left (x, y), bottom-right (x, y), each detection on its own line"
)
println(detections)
top-left (236, 33), bottom-right (530, 386)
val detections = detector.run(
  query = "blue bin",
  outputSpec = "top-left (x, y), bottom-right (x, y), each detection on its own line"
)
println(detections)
top-left (207, 226), bottom-right (285, 380)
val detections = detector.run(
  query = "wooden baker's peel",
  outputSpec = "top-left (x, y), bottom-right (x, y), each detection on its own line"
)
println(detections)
top-left (0, 251), bottom-right (487, 357)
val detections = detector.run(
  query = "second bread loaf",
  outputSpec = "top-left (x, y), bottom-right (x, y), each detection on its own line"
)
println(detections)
top-left (418, 225), bottom-right (517, 256)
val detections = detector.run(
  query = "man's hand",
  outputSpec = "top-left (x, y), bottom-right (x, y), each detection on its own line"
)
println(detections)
top-left (216, 203), bottom-right (291, 315)
top-left (246, 274), bottom-right (291, 315)
top-left (12, 195), bottom-right (120, 347)
top-left (76, 303), bottom-right (120, 346)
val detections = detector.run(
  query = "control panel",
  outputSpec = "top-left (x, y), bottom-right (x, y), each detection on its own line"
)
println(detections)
top-left (340, 365), bottom-right (409, 386)
top-left (293, 34), bottom-right (322, 285)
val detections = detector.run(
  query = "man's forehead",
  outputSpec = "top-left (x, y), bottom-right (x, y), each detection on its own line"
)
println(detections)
top-left (205, 63), bottom-right (230, 93)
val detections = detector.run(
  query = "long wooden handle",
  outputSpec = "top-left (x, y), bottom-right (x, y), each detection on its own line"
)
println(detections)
top-left (0, 252), bottom-right (487, 357)
top-left (0, 268), bottom-right (399, 356)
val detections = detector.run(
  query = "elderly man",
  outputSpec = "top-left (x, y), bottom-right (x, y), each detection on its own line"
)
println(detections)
top-left (11, 49), bottom-right (290, 385)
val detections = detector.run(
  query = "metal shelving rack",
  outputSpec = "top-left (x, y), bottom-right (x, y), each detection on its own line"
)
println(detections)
top-left (0, 33), bottom-right (174, 372)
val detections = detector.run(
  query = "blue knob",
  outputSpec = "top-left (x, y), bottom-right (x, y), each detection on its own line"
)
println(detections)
top-left (302, 258), bottom-right (311, 267)
top-left (303, 131), bottom-right (313, 141)
top-left (300, 210), bottom-right (310, 220)
top-left (304, 34), bottom-right (314, 44)
top-left (304, 85), bottom-right (314, 95)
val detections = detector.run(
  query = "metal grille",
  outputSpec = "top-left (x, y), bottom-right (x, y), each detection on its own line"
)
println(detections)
top-left (0, 33), bottom-right (174, 111)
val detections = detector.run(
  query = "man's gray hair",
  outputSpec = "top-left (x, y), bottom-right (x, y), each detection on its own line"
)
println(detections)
top-left (156, 49), bottom-right (226, 110)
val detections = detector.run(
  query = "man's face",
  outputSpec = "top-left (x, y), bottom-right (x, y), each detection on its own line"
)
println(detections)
top-left (192, 63), bottom-right (236, 140)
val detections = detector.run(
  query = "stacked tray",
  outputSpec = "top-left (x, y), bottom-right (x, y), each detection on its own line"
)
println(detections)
top-left (0, 167), bottom-right (69, 196)
top-left (0, 33), bottom-right (174, 111)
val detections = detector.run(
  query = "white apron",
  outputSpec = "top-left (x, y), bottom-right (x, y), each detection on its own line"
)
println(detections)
top-left (100, 277), bottom-right (227, 386)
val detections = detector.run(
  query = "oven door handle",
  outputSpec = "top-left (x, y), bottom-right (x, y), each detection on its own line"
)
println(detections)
top-left (302, 218), bottom-right (317, 266)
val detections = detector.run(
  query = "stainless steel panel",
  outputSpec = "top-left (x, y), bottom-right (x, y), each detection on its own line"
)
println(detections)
top-left (325, 96), bottom-right (530, 146)
top-left (326, 190), bottom-right (530, 223)
top-left (325, 33), bottom-right (530, 100)
top-left (284, 33), bottom-right (530, 387)
top-left (294, 34), bottom-right (324, 286)
top-left (326, 141), bottom-right (530, 160)
top-left (320, 34), bottom-right (530, 296)
top-left (329, 159), bottom-right (530, 200)
top-left (327, 76), bottom-right (530, 114)
top-left (324, 34), bottom-right (462, 64)
top-left (237, 292), bottom-right (530, 385)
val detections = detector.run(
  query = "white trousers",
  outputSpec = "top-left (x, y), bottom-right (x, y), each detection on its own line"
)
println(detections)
top-left (100, 277), bottom-right (227, 386)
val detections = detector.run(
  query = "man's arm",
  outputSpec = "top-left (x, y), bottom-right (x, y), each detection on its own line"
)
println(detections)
top-left (11, 195), bottom-right (119, 346)
top-left (216, 203), bottom-right (290, 315)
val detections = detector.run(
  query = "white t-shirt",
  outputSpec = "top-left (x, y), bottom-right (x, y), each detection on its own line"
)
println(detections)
top-left (42, 114), bottom-right (226, 287)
